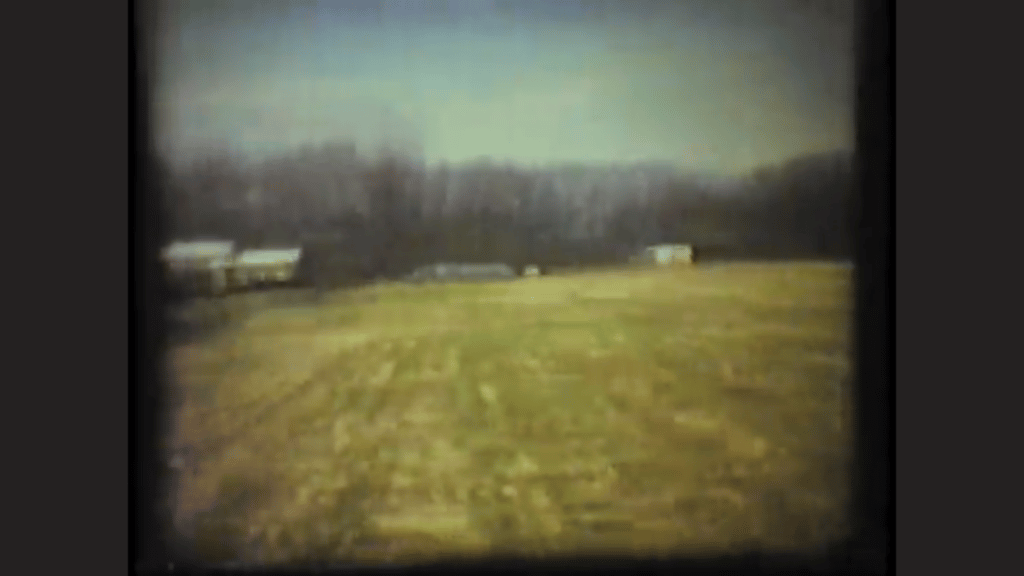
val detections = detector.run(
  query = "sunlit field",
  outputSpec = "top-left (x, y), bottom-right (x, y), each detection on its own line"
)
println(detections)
top-left (164, 262), bottom-right (853, 565)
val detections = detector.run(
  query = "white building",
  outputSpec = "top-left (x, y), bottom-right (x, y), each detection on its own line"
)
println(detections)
top-left (638, 244), bottom-right (694, 266)
top-left (161, 240), bottom-right (236, 294)
top-left (233, 248), bottom-right (303, 286)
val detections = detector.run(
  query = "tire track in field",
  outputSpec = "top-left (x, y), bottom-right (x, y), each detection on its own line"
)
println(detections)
top-left (170, 334), bottom-right (382, 476)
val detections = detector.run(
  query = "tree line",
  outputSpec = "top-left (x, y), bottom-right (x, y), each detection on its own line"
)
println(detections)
top-left (154, 143), bottom-right (854, 287)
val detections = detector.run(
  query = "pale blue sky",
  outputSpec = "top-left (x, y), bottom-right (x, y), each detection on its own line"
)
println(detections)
top-left (152, 0), bottom-right (855, 175)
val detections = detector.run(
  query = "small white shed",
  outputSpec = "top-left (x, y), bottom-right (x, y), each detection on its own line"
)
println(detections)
top-left (641, 244), bottom-right (694, 266)
top-left (161, 240), bottom-right (236, 294)
top-left (233, 247), bottom-right (303, 286)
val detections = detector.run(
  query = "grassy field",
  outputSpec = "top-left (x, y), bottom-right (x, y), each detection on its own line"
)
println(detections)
top-left (164, 262), bottom-right (853, 565)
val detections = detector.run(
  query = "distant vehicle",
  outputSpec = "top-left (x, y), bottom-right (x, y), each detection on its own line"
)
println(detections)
top-left (406, 262), bottom-right (517, 283)
top-left (523, 265), bottom-right (541, 277)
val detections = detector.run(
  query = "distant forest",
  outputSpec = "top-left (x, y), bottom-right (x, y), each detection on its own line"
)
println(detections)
top-left (151, 144), bottom-right (854, 286)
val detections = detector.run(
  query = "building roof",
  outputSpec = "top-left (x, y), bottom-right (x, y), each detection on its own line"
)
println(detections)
top-left (235, 248), bottom-right (303, 266)
top-left (162, 240), bottom-right (235, 262)
top-left (646, 243), bottom-right (692, 249)
top-left (437, 263), bottom-right (514, 276)
top-left (409, 262), bottom-right (516, 280)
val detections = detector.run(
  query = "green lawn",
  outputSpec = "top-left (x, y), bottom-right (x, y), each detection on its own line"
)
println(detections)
top-left (166, 262), bottom-right (853, 564)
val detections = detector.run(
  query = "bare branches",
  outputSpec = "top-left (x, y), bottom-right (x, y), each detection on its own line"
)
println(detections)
top-left (157, 145), bottom-right (853, 285)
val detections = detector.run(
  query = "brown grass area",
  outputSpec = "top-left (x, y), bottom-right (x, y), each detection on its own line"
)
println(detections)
top-left (164, 263), bottom-right (852, 565)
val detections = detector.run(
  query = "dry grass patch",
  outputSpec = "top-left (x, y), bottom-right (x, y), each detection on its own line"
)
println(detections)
top-left (164, 263), bottom-right (852, 564)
